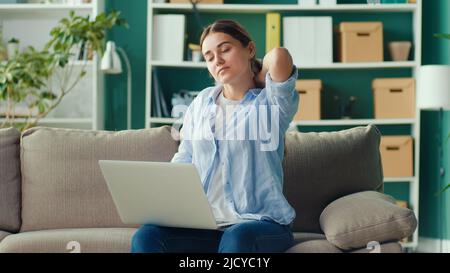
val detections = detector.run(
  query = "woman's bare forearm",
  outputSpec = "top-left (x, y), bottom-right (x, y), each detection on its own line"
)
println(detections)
top-left (262, 47), bottom-right (294, 82)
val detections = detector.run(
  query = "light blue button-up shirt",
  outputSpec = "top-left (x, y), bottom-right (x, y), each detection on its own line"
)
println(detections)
top-left (171, 68), bottom-right (299, 225)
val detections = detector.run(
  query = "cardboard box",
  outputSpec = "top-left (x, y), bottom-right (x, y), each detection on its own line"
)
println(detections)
top-left (338, 22), bottom-right (383, 62)
top-left (372, 78), bottom-right (415, 119)
top-left (283, 17), bottom-right (333, 66)
top-left (294, 80), bottom-right (322, 121)
top-left (169, 0), bottom-right (223, 3)
top-left (380, 136), bottom-right (413, 177)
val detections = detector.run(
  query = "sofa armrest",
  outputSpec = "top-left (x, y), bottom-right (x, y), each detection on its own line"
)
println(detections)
top-left (319, 191), bottom-right (417, 251)
top-left (0, 231), bottom-right (10, 243)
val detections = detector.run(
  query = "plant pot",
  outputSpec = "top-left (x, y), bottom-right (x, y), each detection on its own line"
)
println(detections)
top-left (7, 43), bottom-right (19, 60)
top-left (388, 41), bottom-right (412, 61)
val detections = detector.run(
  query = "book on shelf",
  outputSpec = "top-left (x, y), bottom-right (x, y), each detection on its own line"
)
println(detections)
top-left (151, 69), bottom-right (169, 118)
top-left (70, 42), bottom-right (93, 62)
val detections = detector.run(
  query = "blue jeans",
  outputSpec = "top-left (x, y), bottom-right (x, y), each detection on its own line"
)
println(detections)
top-left (131, 220), bottom-right (294, 253)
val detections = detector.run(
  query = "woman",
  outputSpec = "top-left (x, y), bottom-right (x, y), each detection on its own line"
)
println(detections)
top-left (131, 19), bottom-right (299, 253)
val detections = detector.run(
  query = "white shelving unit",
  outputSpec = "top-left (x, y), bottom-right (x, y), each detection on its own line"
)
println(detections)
top-left (150, 60), bottom-right (417, 69)
top-left (0, 3), bottom-right (93, 13)
top-left (151, 3), bottom-right (417, 13)
top-left (0, 0), bottom-right (104, 130)
top-left (146, 1), bottom-right (422, 250)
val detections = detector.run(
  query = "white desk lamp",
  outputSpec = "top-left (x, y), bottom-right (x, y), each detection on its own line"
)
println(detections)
top-left (101, 41), bottom-right (132, 130)
top-left (417, 65), bottom-right (450, 253)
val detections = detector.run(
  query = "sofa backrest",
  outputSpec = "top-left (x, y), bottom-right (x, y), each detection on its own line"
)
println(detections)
top-left (17, 124), bottom-right (382, 233)
top-left (0, 128), bottom-right (22, 233)
top-left (20, 126), bottom-right (179, 232)
top-left (283, 125), bottom-right (384, 233)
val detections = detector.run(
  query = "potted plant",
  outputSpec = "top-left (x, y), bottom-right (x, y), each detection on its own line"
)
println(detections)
top-left (0, 10), bottom-right (127, 131)
top-left (7, 38), bottom-right (19, 60)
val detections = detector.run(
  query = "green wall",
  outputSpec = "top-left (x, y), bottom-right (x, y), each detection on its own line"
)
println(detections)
top-left (105, 0), bottom-right (147, 130)
top-left (105, 0), bottom-right (450, 240)
top-left (420, 0), bottom-right (450, 240)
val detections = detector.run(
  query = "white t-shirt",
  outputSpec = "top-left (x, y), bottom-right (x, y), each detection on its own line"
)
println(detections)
top-left (207, 89), bottom-right (242, 221)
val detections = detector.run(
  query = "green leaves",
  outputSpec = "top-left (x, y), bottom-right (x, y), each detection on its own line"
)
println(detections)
top-left (0, 10), bottom-right (127, 131)
top-left (442, 184), bottom-right (450, 194)
top-left (46, 10), bottom-right (128, 56)
top-left (434, 33), bottom-right (450, 40)
top-left (8, 38), bottom-right (19, 44)
top-left (1, 47), bottom-right (56, 93)
top-left (40, 91), bottom-right (57, 100)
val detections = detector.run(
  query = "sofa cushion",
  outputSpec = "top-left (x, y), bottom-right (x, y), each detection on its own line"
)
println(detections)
top-left (0, 228), bottom-right (136, 253)
top-left (319, 191), bottom-right (417, 250)
top-left (20, 126), bottom-right (179, 232)
top-left (283, 125), bottom-right (383, 233)
top-left (286, 240), bottom-right (402, 253)
top-left (350, 242), bottom-right (402, 253)
top-left (286, 239), bottom-right (343, 253)
top-left (292, 232), bottom-right (326, 244)
top-left (0, 231), bottom-right (10, 243)
top-left (0, 127), bottom-right (22, 233)
top-left (288, 233), bottom-right (333, 254)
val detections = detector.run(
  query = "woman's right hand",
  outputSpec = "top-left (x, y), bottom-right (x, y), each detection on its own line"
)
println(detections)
top-left (254, 66), bottom-right (267, 89)
top-left (259, 48), bottom-right (293, 83)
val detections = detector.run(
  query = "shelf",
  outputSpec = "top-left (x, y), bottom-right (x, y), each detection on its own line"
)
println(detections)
top-left (0, 3), bottom-right (93, 17)
top-left (149, 117), bottom-right (179, 124)
top-left (151, 3), bottom-right (417, 13)
top-left (384, 177), bottom-right (415, 183)
top-left (0, 3), bottom-right (93, 11)
top-left (150, 60), bottom-right (417, 70)
top-left (1, 60), bottom-right (93, 66)
top-left (400, 241), bottom-right (417, 249)
top-left (290, 119), bottom-right (415, 126)
top-left (0, 118), bottom-right (92, 124)
top-left (151, 60), bottom-right (208, 68)
top-left (69, 60), bottom-right (94, 66)
top-left (149, 117), bottom-right (416, 126)
top-left (298, 62), bottom-right (417, 70)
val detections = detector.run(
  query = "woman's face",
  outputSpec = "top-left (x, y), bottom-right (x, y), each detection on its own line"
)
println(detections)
top-left (202, 32), bottom-right (255, 85)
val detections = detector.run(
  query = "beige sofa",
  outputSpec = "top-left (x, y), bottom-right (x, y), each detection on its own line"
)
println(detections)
top-left (0, 125), bottom-right (417, 253)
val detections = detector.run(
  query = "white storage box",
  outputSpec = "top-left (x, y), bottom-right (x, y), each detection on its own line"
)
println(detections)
top-left (319, 0), bottom-right (337, 5)
top-left (298, 0), bottom-right (317, 6)
top-left (152, 14), bottom-right (186, 62)
top-left (283, 16), bottom-right (333, 66)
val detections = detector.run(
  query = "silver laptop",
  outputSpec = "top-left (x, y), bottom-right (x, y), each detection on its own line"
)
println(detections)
top-left (98, 160), bottom-right (252, 230)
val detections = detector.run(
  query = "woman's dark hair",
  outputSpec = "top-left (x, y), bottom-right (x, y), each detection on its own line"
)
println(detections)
top-left (200, 20), bottom-right (262, 76)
